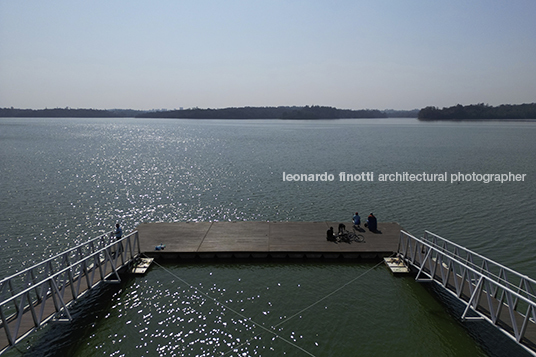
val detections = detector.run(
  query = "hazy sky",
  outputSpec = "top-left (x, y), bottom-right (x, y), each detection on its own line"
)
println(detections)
top-left (1, 0), bottom-right (535, 110)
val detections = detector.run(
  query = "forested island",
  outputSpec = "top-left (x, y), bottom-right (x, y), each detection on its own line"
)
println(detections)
top-left (0, 106), bottom-right (418, 119)
top-left (418, 103), bottom-right (536, 120)
top-left (137, 106), bottom-right (397, 119)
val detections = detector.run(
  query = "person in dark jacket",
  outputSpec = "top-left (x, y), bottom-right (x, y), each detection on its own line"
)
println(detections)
top-left (367, 213), bottom-right (377, 232)
top-left (327, 227), bottom-right (335, 241)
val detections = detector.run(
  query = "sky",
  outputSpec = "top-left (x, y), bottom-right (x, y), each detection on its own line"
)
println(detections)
top-left (0, 0), bottom-right (535, 111)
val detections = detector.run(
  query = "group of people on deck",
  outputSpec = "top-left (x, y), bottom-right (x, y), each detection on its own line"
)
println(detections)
top-left (327, 211), bottom-right (378, 241)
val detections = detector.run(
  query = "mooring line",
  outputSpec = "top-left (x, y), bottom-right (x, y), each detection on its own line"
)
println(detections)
top-left (272, 258), bottom-right (388, 329)
top-left (222, 257), bottom-right (390, 356)
top-left (144, 256), bottom-right (315, 356)
top-left (143, 253), bottom-right (392, 356)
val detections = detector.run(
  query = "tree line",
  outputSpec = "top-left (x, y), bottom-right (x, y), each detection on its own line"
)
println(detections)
top-left (139, 106), bottom-right (291, 119)
top-left (0, 106), bottom-right (407, 119)
top-left (137, 106), bottom-right (390, 119)
top-left (17, 104), bottom-right (535, 120)
top-left (0, 107), bottom-right (144, 118)
top-left (418, 103), bottom-right (536, 120)
top-left (0, 106), bottom-right (420, 119)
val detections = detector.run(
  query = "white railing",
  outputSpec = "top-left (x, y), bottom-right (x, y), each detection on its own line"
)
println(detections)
top-left (0, 231), bottom-right (140, 350)
top-left (398, 230), bottom-right (536, 355)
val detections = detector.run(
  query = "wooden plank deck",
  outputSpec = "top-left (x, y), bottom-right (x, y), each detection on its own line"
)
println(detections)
top-left (137, 221), bottom-right (402, 259)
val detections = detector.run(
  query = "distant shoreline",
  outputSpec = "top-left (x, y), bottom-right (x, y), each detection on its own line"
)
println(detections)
top-left (418, 103), bottom-right (536, 120)
top-left (0, 106), bottom-right (418, 119)
top-left (419, 118), bottom-right (536, 122)
top-left (2, 103), bottom-right (535, 120)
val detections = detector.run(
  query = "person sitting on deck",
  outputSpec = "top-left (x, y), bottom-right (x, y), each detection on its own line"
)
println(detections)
top-left (326, 227), bottom-right (335, 242)
top-left (353, 212), bottom-right (361, 228)
top-left (367, 213), bottom-right (377, 232)
top-left (338, 223), bottom-right (346, 235)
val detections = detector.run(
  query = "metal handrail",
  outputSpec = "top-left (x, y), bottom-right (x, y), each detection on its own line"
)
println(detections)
top-left (400, 231), bottom-right (536, 307)
top-left (0, 231), bottom-right (113, 284)
top-left (398, 230), bottom-right (536, 355)
top-left (0, 231), bottom-right (138, 305)
top-left (0, 231), bottom-right (140, 350)
top-left (421, 231), bottom-right (536, 303)
top-left (424, 230), bottom-right (536, 284)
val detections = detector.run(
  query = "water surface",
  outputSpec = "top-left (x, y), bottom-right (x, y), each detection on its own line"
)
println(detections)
top-left (1, 118), bottom-right (534, 356)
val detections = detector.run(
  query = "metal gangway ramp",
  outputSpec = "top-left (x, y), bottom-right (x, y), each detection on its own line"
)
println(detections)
top-left (398, 230), bottom-right (536, 356)
top-left (0, 231), bottom-right (140, 353)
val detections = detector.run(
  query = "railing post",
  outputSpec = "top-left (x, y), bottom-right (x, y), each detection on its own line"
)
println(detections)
top-left (0, 304), bottom-right (14, 346)
top-left (461, 276), bottom-right (485, 321)
top-left (50, 279), bottom-right (72, 322)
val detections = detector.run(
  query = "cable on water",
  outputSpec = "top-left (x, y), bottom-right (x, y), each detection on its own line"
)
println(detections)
top-left (142, 253), bottom-right (392, 356)
top-left (224, 256), bottom-right (392, 356)
top-left (272, 258), bottom-right (389, 330)
top-left (141, 256), bottom-right (313, 356)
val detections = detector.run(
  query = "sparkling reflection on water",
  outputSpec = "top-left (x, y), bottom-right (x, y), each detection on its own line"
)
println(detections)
top-left (65, 262), bottom-right (487, 357)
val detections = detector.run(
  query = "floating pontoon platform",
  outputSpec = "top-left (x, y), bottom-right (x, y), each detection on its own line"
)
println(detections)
top-left (136, 221), bottom-right (402, 260)
top-left (383, 256), bottom-right (410, 273)
top-left (131, 257), bottom-right (154, 274)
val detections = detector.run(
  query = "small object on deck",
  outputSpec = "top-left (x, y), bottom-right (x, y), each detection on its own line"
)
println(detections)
top-left (155, 244), bottom-right (166, 251)
top-left (384, 256), bottom-right (410, 274)
top-left (132, 257), bottom-right (154, 274)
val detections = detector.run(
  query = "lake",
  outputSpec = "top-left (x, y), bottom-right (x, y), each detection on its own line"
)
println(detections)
top-left (1, 118), bottom-right (535, 356)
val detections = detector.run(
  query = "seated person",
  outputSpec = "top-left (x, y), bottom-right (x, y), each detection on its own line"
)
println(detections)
top-left (338, 223), bottom-right (346, 235)
top-left (326, 227), bottom-right (335, 241)
top-left (353, 212), bottom-right (361, 227)
top-left (367, 213), bottom-right (377, 232)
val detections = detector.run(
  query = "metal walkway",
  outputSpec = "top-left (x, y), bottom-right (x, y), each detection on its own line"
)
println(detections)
top-left (0, 231), bottom-right (140, 353)
top-left (398, 230), bottom-right (536, 356)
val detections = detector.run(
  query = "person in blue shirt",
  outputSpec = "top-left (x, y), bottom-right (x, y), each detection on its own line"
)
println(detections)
top-left (353, 212), bottom-right (361, 228)
top-left (115, 223), bottom-right (123, 240)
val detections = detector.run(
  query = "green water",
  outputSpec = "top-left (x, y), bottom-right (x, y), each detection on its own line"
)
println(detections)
top-left (17, 262), bottom-right (491, 356)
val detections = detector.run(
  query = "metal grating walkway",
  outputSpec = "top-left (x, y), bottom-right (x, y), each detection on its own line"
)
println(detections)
top-left (398, 230), bottom-right (536, 356)
top-left (0, 231), bottom-right (140, 353)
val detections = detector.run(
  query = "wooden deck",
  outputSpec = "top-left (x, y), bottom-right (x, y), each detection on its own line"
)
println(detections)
top-left (137, 221), bottom-right (402, 259)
